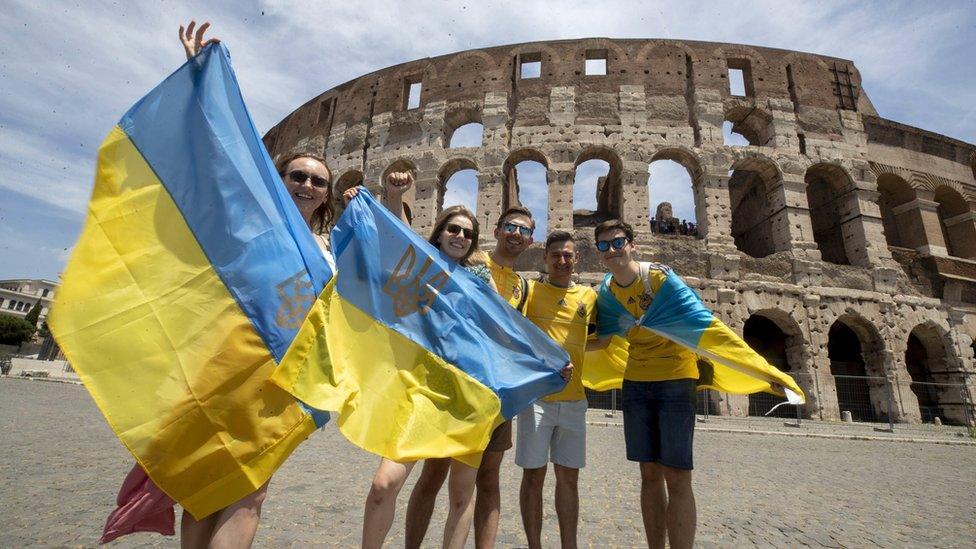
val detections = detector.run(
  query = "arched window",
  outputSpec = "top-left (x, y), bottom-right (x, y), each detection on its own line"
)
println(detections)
top-left (503, 150), bottom-right (550, 239)
top-left (827, 316), bottom-right (886, 423)
top-left (805, 164), bottom-right (854, 265)
top-left (723, 106), bottom-right (773, 147)
top-left (648, 159), bottom-right (698, 237)
top-left (744, 314), bottom-right (793, 418)
top-left (448, 123), bottom-right (484, 148)
top-left (438, 159), bottom-right (479, 214)
top-left (728, 157), bottom-right (780, 258)
top-left (876, 174), bottom-right (915, 249)
top-left (573, 148), bottom-right (622, 228)
top-left (933, 186), bottom-right (976, 259)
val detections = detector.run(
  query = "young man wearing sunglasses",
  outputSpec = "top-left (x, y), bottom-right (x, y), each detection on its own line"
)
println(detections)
top-left (593, 219), bottom-right (699, 549)
top-left (516, 230), bottom-right (596, 549)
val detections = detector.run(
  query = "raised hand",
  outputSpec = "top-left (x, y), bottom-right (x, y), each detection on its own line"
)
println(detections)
top-left (179, 21), bottom-right (220, 60)
top-left (384, 171), bottom-right (414, 199)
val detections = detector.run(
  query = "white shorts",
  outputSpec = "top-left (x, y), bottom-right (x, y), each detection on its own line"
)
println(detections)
top-left (515, 399), bottom-right (587, 469)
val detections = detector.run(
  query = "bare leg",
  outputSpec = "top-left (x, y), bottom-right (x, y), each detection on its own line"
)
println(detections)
top-left (363, 458), bottom-right (415, 549)
top-left (180, 510), bottom-right (217, 549)
top-left (662, 466), bottom-right (696, 549)
top-left (404, 458), bottom-right (451, 549)
top-left (473, 450), bottom-right (504, 549)
top-left (208, 482), bottom-right (269, 549)
top-left (519, 466), bottom-right (547, 549)
top-left (552, 465), bottom-right (579, 549)
top-left (442, 459), bottom-right (478, 549)
top-left (639, 462), bottom-right (667, 549)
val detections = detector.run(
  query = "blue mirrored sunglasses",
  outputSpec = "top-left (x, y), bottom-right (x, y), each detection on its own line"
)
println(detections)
top-left (595, 237), bottom-right (629, 252)
top-left (503, 222), bottom-right (533, 238)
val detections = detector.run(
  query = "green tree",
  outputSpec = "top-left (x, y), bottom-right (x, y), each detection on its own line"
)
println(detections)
top-left (24, 301), bottom-right (42, 327)
top-left (0, 314), bottom-right (35, 347)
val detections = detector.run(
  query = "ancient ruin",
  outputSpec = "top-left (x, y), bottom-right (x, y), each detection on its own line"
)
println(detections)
top-left (263, 38), bottom-right (976, 425)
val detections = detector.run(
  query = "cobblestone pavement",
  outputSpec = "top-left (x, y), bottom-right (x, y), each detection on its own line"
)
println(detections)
top-left (2, 378), bottom-right (975, 548)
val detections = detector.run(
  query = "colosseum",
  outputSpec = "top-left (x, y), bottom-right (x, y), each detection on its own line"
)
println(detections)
top-left (262, 38), bottom-right (976, 426)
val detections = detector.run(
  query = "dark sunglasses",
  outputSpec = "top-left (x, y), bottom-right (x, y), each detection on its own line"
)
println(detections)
top-left (502, 222), bottom-right (532, 238)
top-left (286, 170), bottom-right (330, 188)
top-left (445, 223), bottom-right (474, 240)
top-left (595, 237), bottom-right (629, 252)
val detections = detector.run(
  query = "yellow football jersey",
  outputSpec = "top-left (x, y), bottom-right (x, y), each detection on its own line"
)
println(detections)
top-left (523, 280), bottom-right (597, 401)
top-left (486, 254), bottom-right (525, 309)
top-left (609, 269), bottom-right (699, 382)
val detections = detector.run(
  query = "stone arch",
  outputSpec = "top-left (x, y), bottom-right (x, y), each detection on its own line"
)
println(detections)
top-left (437, 157), bottom-right (479, 215)
top-left (933, 185), bottom-right (976, 259)
top-left (573, 146), bottom-right (623, 227)
top-left (904, 321), bottom-right (965, 424)
top-left (648, 147), bottom-right (704, 237)
top-left (875, 172), bottom-right (916, 249)
top-left (827, 313), bottom-right (887, 422)
top-left (724, 104), bottom-right (775, 146)
top-left (744, 309), bottom-right (807, 418)
top-left (805, 163), bottom-right (857, 265)
top-left (443, 105), bottom-right (484, 148)
top-left (502, 148), bottom-right (551, 234)
top-left (442, 49), bottom-right (498, 75)
top-left (728, 155), bottom-right (782, 258)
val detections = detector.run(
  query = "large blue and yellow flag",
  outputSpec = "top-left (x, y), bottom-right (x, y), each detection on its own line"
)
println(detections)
top-left (584, 266), bottom-right (805, 404)
top-left (271, 190), bottom-right (570, 467)
top-left (49, 44), bottom-right (330, 519)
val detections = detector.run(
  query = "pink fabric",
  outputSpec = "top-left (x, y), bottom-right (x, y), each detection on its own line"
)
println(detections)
top-left (100, 464), bottom-right (176, 544)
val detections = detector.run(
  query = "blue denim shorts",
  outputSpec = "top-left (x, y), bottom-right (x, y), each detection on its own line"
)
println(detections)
top-left (621, 378), bottom-right (696, 470)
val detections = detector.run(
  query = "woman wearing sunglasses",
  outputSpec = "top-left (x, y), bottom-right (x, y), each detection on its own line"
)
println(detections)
top-left (359, 205), bottom-right (498, 549)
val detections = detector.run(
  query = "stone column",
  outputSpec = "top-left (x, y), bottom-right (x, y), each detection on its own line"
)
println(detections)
top-left (785, 342), bottom-right (819, 420)
top-left (548, 167), bottom-right (574, 233)
top-left (888, 351), bottom-right (922, 424)
top-left (620, 160), bottom-right (650, 240)
top-left (698, 169), bottom-right (740, 279)
top-left (409, 171), bottom-right (438, 234)
top-left (477, 168), bottom-right (504, 247)
top-left (767, 176), bottom-right (821, 260)
top-left (837, 179), bottom-right (891, 267)
top-left (891, 196), bottom-right (947, 255)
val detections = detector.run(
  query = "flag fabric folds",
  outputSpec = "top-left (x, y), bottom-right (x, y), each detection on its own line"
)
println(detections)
top-left (49, 44), bottom-right (330, 519)
top-left (584, 266), bottom-right (805, 404)
top-left (271, 190), bottom-right (570, 467)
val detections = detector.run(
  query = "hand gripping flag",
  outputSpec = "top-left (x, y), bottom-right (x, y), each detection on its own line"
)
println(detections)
top-left (272, 190), bottom-right (570, 467)
top-left (48, 44), bottom-right (330, 520)
top-left (583, 265), bottom-right (805, 405)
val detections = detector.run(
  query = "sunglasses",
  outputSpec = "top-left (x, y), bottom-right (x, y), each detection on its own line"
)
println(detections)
top-left (502, 222), bottom-right (532, 238)
top-left (287, 170), bottom-right (330, 188)
top-left (595, 237), bottom-right (630, 252)
top-left (445, 223), bottom-right (474, 240)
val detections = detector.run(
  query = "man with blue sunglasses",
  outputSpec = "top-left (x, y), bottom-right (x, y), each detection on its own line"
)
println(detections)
top-left (593, 219), bottom-right (699, 549)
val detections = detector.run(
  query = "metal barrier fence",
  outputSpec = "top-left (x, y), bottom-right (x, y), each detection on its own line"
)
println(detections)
top-left (585, 372), bottom-right (975, 439)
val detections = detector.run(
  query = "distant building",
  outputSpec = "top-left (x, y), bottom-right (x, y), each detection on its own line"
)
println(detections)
top-left (0, 279), bottom-right (58, 323)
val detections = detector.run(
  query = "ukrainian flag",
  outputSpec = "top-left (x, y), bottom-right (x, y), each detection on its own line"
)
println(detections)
top-left (584, 268), bottom-right (805, 404)
top-left (48, 44), bottom-right (330, 519)
top-left (272, 190), bottom-right (570, 467)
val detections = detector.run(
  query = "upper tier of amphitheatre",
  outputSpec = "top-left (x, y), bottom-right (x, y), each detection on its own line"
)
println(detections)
top-left (263, 38), bottom-right (976, 424)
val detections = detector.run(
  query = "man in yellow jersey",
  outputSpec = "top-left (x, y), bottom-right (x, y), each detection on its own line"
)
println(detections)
top-left (405, 205), bottom-right (539, 549)
top-left (594, 219), bottom-right (698, 549)
top-left (517, 230), bottom-right (596, 549)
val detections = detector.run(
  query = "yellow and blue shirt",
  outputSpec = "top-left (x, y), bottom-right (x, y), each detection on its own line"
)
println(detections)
top-left (486, 254), bottom-right (525, 309)
top-left (609, 270), bottom-right (699, 382)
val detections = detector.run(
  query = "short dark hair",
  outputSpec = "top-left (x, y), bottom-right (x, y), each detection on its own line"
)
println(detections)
top-left (495, 205), bottom-right (535, 230)
top-left (544, 230), bottom-right (574, 252)
top-left (594, 219), bottom-right (634, 242)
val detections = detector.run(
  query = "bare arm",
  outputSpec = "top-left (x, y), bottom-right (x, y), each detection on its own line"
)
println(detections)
top-left (342, 171), bottom-right (414, 226)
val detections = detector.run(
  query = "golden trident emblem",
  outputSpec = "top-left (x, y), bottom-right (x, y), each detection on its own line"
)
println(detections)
top-left (274, 270), bottom-right (316, 329)
top-left (382, 245), bottom-right (450, 317)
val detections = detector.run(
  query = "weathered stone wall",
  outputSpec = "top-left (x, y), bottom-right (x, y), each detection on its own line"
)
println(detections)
top-left (266, 38), bottom-right (976, 425)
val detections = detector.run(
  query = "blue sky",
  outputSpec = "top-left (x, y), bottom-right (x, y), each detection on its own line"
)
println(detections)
top-left (1, 0), bottom-right (974, 280)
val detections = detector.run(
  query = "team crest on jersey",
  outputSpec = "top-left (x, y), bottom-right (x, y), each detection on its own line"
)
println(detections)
top-left (576, 303), bottom-right (587, 319)
top-left (638, 292), bottom-right (653, 309)
top-left (512, 282), bottom-right (521, 301)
